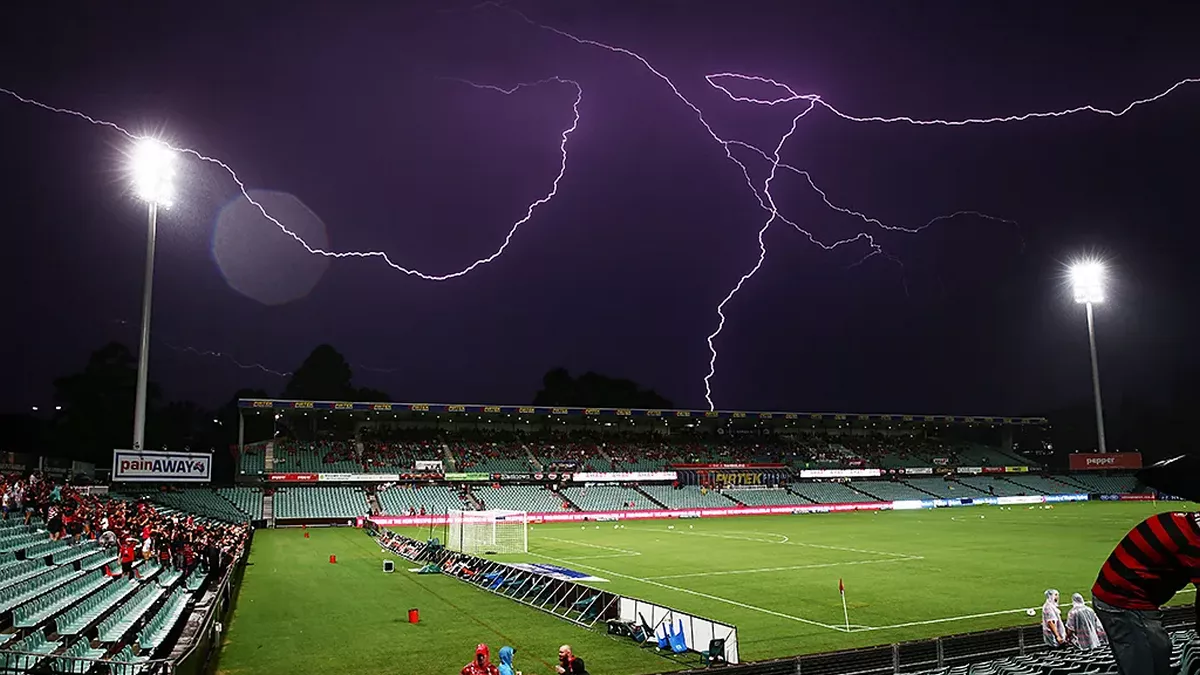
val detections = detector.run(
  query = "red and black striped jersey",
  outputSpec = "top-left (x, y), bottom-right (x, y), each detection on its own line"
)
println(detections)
top-left (1092, 511), bottom-right (1200, 610)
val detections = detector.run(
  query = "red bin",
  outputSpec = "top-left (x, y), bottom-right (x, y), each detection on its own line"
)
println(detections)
top-left (408, 608), bottom-right (419, 624)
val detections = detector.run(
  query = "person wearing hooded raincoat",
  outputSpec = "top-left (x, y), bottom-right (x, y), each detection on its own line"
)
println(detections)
top-left (1066, 593), bottom-right (1107, 650)
top-left (462, 644), bottom-right (500, 675)
top-left (497, 646), bottom-right (519, 675)
top-left (1042, 589), bottom-right (1066, 646)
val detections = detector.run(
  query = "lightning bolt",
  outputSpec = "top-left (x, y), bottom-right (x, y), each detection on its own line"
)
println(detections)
top-left (0, 75), bottom-right (581, 281)
top-left (6, 10), bottom-right (1198, 412)
top-left (491, 5), bottom-right (1198, 411)
top-left (159, 341), bottom-right (294, 378)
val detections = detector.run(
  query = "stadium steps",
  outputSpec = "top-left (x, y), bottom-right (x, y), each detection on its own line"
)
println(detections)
top-left (783, 487), bottom-right (816, 503)
top-left (262, 493), bottom-right (274, 522)
top-left (898, 481), bottom-right (944, 499)
top-left (633, 486), bottom-right (668, 509)
top-left (552, 488), bottom-right (581, 511)
top-left (524, 446), bottom-right (543, 472)
top-left (718, 490), bottom-right (746, 506)
top-left (1054, 474), bottom-right (1097, 492)
top-left (264, 441), bottom-right (275, 472)
top-left (463, 491), bottom-right (484, 510)
top-left (441, 444), bottom-right (458, 472)
top-left (844, 482), bottom-right (890, 502)
top-left (366, 490), bottom-right (382, 516)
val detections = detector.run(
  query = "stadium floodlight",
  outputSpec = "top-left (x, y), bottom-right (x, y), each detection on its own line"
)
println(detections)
top-left (1068, 259), bottom-right (1108, 454)
top-left (129, 137), bottom-right (178, 453)
top-left (447, 510), bottom-right (529, 554)
top-left (1069, 261), bottom-right (1105, 304)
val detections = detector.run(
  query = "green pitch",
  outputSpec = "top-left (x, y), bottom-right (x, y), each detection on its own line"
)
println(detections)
top-left (215, 502), bottom-right (1196, 675)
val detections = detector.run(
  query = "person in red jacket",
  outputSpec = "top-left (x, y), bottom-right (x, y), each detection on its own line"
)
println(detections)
top-left (119, 538), bottom-right (137, 579)
top-left (461, 644), bottom-right (499, 675)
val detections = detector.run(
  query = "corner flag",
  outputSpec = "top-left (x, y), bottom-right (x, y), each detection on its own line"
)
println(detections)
top-left (839, 578), bottom-right (849, 632)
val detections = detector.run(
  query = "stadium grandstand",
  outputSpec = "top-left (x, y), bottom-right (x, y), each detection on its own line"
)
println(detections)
top-left (0, 397), bottom-right (1178, 675)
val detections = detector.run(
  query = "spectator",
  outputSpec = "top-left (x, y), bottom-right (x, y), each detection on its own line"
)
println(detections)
top-left (120, 538), bottom-right (138, 579)
top-left (1066, 593), bottom-right (1106, 650)
top-left (1041, 589), bottom-right (1065, 647)
top-left (556, 645), bottom-right (586, 674)
top-left (497, 646), bottom-right (519, 675)
top-left (1092, 454), bottom-right (1200, 675)
top-left (461, 644), bottom-right (499, 675)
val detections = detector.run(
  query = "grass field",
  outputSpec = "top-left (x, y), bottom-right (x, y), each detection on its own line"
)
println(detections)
top-left (216, 502), bottom-right (1197, 675)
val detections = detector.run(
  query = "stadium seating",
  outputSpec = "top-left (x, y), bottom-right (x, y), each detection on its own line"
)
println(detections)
top-left (1060, 473), bottom-right (1139, 494)
top-left (274, 441), bottom-right (361, 473)
top-left (274, 486), bottom-right (369, 519)
top-left (56, 637), bottom-right (107, 674)
top-left (56, 579), bottom-right (140, 635)
top-left (97, 581), bottom-right (164, 642)
top-left (0, 565), bottom-right (80, 613)
top-left (238, 445), bottom-right (266, 475)
top-left (1003, 474), bottom-right (1083, 495)
top-left (1, 629), bottom-right (61, 672)
top-left (377, 485), bottom-right (466, 514)
top-left (722, 488), bottom-right (804, 506)
top-left (217, 487), bottom-right (264, 520)
top-left (474, 485), bottom-right (565, 512)
top-left (12, 570), bottom-right (110, 628)
top-left (908, 629), bottom-right (1197, 674)
top-left (640, 485), bottom-right (737, 509)
top-left (560, 486), bottom-right (646, 511)
top-left (140, 588), bottom-right (191, 651)
top-left (903, 477), bottom-right (989, 499)
top-left (452, 443), bottom-right (539, 473)
top-left (954, 476), bottom-right (1032, 497)
top-left (787, 481), bottom-right (864, 504)
top-left (141, 489), bottom-right (250, 523)
top-left (840, 481), bottom-right (922, 501)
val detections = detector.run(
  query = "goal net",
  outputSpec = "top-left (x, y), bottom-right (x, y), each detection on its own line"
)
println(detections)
top-left (446, 509), bottom-right (528, 554)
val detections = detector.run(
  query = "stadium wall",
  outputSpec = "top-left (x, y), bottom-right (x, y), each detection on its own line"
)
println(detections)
top-left (360, 493), bottom-right (1094, 527)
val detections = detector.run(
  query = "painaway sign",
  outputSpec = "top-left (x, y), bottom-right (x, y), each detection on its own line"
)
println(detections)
top-left (112, 449), bottom-right (212, 482)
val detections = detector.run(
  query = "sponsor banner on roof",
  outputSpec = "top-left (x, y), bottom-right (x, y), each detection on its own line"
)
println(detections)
top-left (571, 471), bottom-right (677, 482)
top-left (932, 458), bottom-right (950, 466)
top-left (957, 467), bottom-right (983, 475)
top-left (112, 449), bottom-right (211, 483)
top-left (267, 473), bottom-right (319, 482)
top-left (980, 466), bottom-right (1006, 474)
top-left (413, 460), bottom-right (443, 472)
top-left (903, 467), bottom-right (935, 475)
top-left (1004, 466), bottom-right (1029, 473)
top-left (317, 473), bottom-right (399, 482)
top-left (799, 468), bottom-right (881, 478)
top-left (444, 472), bottom-right (491, 481)
top-left (670, 463), bottom-right (786, 469)
top-left (1069, 453), bottom-right (1142, 471)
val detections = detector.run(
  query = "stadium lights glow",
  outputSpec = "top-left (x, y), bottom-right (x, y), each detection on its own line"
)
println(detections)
top-left (131, 138), bottom-right (177, 207)
top-left (1069, 260), bottom-right (1105, 305)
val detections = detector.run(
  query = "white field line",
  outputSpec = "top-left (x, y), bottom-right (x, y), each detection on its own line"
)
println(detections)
top-left (539, 536), bottom-right (642, 558)
top-left (641, 527), bottom-right (916, 559)
top-left (852, 587), bottom-right (1198, 633)
top-left (644, 555), bottom-right (924, 581)
top-left (530, 552), bottom-right (848, 632)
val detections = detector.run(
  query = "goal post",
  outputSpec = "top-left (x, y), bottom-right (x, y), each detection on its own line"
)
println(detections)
top-left (446, 509), bottom-right (528, 554)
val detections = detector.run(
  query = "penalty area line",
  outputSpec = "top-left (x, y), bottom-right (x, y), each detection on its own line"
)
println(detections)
top-left (530, 552), bottom-right (847, 632)
top-left (643, 555), bottom-right (924, 581)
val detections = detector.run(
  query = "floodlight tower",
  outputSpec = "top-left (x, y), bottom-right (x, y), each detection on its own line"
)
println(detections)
top-left (130, 138), bottom-right (177, 452)
top-left (1069, 261), bottom-right (1107, 454)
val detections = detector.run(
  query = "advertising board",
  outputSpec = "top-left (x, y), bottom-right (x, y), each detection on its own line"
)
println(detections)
top-left (112, 449), bottom-right (211, 483)
top-left (1069, 453), bottom-right (1142, 471)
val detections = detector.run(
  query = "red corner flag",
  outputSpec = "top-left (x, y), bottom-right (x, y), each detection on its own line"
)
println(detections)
top-left (839, 578), bottom-right (845, 595)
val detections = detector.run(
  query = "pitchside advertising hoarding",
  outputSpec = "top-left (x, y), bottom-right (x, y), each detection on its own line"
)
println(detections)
top-left (112, 449), bottom-right (212, 482)
top-left (1069, 452), bottom-right (1142, 471)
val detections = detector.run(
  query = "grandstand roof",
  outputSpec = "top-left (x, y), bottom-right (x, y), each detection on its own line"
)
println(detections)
top-left (237, 398), bottom-right (1046, 426)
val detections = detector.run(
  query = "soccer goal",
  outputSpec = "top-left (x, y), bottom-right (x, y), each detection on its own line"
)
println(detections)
top-left (446, 509), bottom-right (529, 554)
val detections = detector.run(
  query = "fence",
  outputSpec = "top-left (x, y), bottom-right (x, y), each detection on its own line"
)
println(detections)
top-left (647, 604), bottom-right (1196, 675)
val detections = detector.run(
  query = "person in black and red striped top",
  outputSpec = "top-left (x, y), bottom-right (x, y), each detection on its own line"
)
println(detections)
top-left (1091, 454), bottom-right (1200, 675)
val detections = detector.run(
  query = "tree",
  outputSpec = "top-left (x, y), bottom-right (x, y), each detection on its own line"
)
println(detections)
top-left (284, 345), bottom-right (355, 401)
top-left (51, 342), bottom-right (161, 462)
top-left (533, 368), bottom-right (673, 409)
top-left (355, 386), bottom-right (391, 402)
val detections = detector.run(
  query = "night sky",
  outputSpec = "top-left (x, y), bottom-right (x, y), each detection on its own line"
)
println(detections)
top-left (3, 1), bottom-right (1199, 417)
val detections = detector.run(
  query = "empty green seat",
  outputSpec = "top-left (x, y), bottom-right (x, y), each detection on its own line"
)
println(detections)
top-left (0, 566), bottom-right (80, 613)
top-left (184, 567), bottom-right (207, 592)
top-left (139, 588), bottom-right (190, 652)
top-left (56, 638), bottom-right (108, 674)
top-left (53, 540), bottom-right (100, 565)
top-left (0, 559), bottom-right (52, 590)
top-left (13, 570), bottom-right (110, 627)
top-left (97, 582), bottom-right (164, 642)
top-left (79, 550), bottom-right (119, 572)
top-left (56, 579), bottom-right (139, 635)
top-left (1, 628), bottom-right (61, 671)
top-left (110, 644), bottom-right (149, 675)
